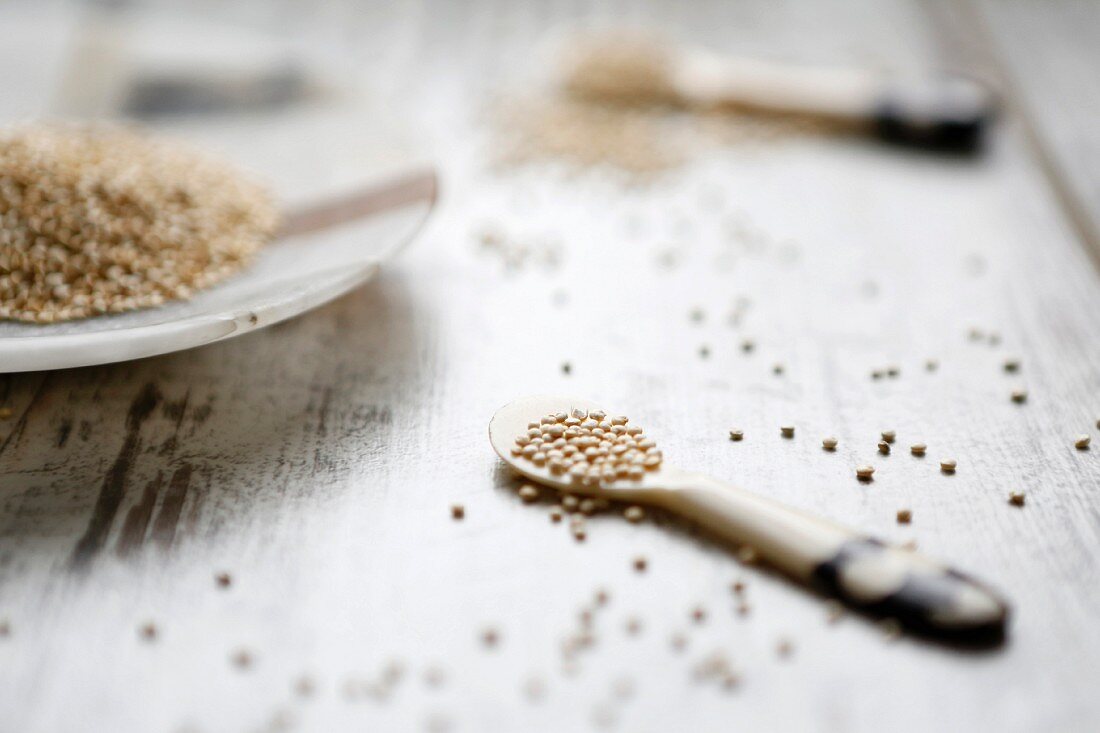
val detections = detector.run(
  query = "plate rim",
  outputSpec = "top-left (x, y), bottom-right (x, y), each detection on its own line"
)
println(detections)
top-left (0, 168), bottom-right (437, 373)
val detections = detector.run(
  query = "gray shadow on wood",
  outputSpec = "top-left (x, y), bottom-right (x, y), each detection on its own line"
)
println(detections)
top-left (0, 273), bottom-right (423, 576)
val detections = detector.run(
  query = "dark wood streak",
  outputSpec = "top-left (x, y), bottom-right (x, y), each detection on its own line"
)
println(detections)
top-left (115, 472), bottom-right (163, 558)
top-left (0, 375), bottom-right (51, 460)
top-left (151, 464), bottom-right (193, 550)
top-left (312, 387), bottom-right (334, 472)
top-left (158, 388), bottom-right (191, 456)
top-left (182, 469), bottom-right (205, 540)
top-left (55, 418), bottom-right (73, 448)
top-left (317, 387), bottom-right (333, 438)
top-left (69, 383), bottom-right (161, 570)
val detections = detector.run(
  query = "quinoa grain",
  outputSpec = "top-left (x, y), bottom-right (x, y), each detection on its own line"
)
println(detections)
top-left (0, 124), bottom-right (277, 323)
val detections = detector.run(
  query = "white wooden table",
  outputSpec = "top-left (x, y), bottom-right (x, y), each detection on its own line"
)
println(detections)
top-left (2, 1), bottom-right (1099, 731)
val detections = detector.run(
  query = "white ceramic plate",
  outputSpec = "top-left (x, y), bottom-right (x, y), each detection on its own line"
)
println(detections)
top-left (0, 170), bottom-right (436, 373)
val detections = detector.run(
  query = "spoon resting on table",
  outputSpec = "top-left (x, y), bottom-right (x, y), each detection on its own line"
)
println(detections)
top-left (559, 32), bottom-right (995, 154)
top-left (489, 395), bottom-right (1010, 643)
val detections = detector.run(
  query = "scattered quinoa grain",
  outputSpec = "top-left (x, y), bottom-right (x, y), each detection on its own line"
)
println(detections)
top-left (886, 365), bottom-right (900, 377)
top-left (736, 602), bottom-right (751, 617)
top-left (881, 430), bottom-right (896, 444)
top-left (772, 363), bottom-right (784, 375)
top-left (691, 606), bottom-right (707, 624)
top-left (549, 506), bottom-right (564, 522)
top-left (295, 676), bottom-right (316, 697)
top-left (878, 441), bottom-right (890, 455)
top-left (780, 425), bottom-right (795, 438)
top-left (450, 504), bottom-right (465, 520)
top-left (910, 443), bottom-right (926, 456)
top-left (561, 362), bottom-right (572, 375)
top-left (562, 494), bottom-right (579, 511)
top-left (698, 345), bottom-right (710, 359)
top-left (518, 484), bottom-right (539, 503)
top-left (925, 359), bottom-right (938, 372)
top-left (139, 622), bottom-right (158, 642)
top-left (612, 676), bottom-right (636, 701)
top-left (624, 505), bottom-right (645, 523)
top-left (871, 369), bottom-right (884, 380)
top-left (625, 617), bottom-right (643, 635)
top-left (822, 436), bottom-right (838, 451)
top-left (1008, 491), bottom-right (1025, 507)
top-left (776, 638), bottom-right (794, 659)
top-left (721, 672), bottom-right (742, 691)
top-left (523, 677), bottom-right (546, 702)
top-left (632, 556), bottom-right (648, 572)
top-left (1075, 435), bottom-right (1091, 450)
top-left (940, 459), bottom-right (957, 474)
top-left (1011, 389), bottom-right (1028, 404)
top-left (480, 627), bottom-right (500, 648)
top-left (232, 649), bottom-right (254, 669)
top-left (1003, 358), bottom-right (1021, 373)
top-left (215, 572), bottom-right (232, 588)
top-left (856, 465), bottom-right (875, 481)
top-left (728, 429), bottom-right (743, 441)
top-left (741, 339), bottom-right (755, 353)
top-left (896, 509), bottom-right (912, 524)
top-left (731, 580), bottom-right (746, 595)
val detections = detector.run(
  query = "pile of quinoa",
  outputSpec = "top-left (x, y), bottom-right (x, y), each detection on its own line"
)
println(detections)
top-left (0, 123), bottom-right (278, 324)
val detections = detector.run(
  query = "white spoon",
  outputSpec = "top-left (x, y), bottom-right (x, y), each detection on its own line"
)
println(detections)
top-left (490, 395), bottom-right (1010, 642)
top-left (560, 33), bottom-right (995, 154)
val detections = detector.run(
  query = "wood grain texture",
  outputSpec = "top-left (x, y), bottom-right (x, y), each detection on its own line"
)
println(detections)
top-left (2, 1), bottom-right (1099, 732)
top-left (969, 0), bottom-right (1100, 266)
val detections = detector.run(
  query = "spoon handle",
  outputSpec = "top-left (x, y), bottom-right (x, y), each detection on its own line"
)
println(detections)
top-left (659, 474), bottom-right (1009, 639)
top-left (280, 168), bottom-right (437, 239)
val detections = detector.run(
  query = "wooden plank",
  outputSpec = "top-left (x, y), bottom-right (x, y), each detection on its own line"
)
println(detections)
top-left (2, 1), bottom-right (1099, 731)
top-left (967, 0), bottom-right (1100, 265)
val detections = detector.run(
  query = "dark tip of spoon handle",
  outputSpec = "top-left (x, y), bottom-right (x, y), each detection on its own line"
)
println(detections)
top-left (872, 75), bottom-right (996, 155)
top-left (812, 538), bottom-right (1010, 646)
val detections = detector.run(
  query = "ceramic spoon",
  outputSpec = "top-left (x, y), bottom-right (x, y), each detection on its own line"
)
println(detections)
top-left (562, 34), bottom-right (995, 154)
top-left (489, 395), bottom-right (1010, 642)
